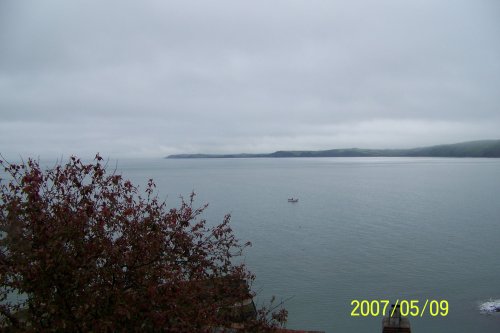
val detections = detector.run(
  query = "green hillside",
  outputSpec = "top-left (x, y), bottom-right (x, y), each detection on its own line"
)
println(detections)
top-left (167, 140), bottom-right (500, 158)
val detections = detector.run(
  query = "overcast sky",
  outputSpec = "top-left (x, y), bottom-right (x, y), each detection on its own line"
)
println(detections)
top-left (1, 0), bottom-right (499, 158)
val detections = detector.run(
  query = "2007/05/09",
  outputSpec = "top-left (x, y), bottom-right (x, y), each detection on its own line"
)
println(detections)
top-left (351, 299), bottom-right (449, 317)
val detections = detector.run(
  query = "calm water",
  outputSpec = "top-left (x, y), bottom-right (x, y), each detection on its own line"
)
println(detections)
top-left (52, 157), bottom-right (500, 331)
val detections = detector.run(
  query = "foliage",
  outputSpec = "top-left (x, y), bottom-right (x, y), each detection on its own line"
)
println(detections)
top-left (0, 155), bottom-right (287, 332)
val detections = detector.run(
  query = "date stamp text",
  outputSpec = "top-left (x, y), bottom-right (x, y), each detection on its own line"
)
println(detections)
top-left (350, 299), bottom-right (449, 317)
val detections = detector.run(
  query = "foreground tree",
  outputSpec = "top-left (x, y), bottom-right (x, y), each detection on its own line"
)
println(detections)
top-left (0, 155), bottom-right (286, 332)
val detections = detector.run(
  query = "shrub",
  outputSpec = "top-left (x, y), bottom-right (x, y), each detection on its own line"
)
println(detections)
top-left (0, 155), bottom-right (286, 332)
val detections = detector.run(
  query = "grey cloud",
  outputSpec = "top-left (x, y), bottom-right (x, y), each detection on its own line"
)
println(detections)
top-left (1, 0), bottom-right (499, 158)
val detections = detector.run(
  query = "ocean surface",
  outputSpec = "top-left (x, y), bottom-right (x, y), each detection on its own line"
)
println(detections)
top-left (14, 157), bottom-right (500, 332)
top-left (111, 157), bottom-right (500, 333)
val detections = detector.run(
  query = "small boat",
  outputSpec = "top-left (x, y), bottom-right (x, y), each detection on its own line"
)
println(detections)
top-left (287, 198), bottom-right (299, 203)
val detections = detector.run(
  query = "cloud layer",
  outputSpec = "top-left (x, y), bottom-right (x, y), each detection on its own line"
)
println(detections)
top-left (1, 0), bottom-right (499, 158)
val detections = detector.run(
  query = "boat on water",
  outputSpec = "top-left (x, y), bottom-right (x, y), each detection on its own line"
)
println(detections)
top-left (288, 198), bottom-right (299, 203)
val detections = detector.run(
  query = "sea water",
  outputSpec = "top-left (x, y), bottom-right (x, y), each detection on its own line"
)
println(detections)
top-left (114, 157), bottom-right (500, 333)
top-left (19, 157), bottom-right (500, 332)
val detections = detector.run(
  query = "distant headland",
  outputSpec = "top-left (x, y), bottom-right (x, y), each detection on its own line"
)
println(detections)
top-left (166, 139), bottom-right (500, 159)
